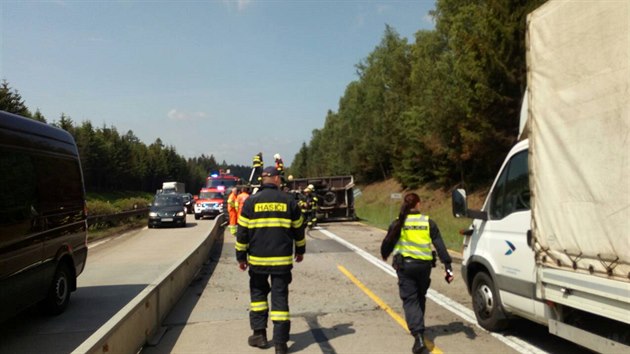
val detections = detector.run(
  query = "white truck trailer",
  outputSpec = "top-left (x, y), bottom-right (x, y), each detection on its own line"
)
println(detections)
top-left (451, 1), bottom-right (629, 352)
top-left (162, 181), bottom-right (185, 194)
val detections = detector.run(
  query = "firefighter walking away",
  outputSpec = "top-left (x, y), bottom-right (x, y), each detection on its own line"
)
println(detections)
top-left (235, 166), bottom-right (305, 354)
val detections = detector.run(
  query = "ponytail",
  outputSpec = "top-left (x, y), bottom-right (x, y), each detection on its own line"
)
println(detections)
top-left (381, 193), bottom-right (421, 259)
top-left (398, 193), bottom-right (420, 225)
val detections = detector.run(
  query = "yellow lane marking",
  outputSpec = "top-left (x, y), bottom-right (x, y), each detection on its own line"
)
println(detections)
top-left (337, 264), bottom-right (443, 354)
top-left (337, 264), bottom-right (408, 330)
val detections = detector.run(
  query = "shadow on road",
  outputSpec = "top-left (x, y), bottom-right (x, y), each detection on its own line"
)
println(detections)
top-left (426, 320), bottom-right (477, 340)
top-left (288, 313), bottom-right (355, 354)
top-left (424, 321), bottom-right (477, 352)
top-left (141, 230), bottom-right (225, 352)
top-left (0, 284), bottom-right (147, 354)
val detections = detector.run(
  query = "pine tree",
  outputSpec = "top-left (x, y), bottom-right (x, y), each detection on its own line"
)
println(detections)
top-left (0, 80), bottom-right (32, 117)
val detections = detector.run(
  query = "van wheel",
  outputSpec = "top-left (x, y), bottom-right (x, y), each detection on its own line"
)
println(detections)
top-left (42, 263), bottom-right (72, 315)
top-left (471, 272), bottom-right (509, 331)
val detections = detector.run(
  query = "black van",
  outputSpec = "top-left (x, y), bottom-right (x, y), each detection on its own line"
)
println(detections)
top-left (0, 111), bottom-right (88, 322)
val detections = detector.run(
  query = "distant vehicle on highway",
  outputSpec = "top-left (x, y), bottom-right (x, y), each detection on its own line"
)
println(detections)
top-left (182, 193), bottom-right (194, 214)
top-left (161, 181), bottom-right (185, 194)
top-left (148, 194), bottom-right (187, 228)
top-left (0, 110), bottom-right (88, 323)
top-left (193, 188), bottom-right (224, 220)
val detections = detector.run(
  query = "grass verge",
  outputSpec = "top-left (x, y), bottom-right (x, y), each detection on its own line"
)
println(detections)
top-left (86, 191), bottom-right (153, 243)
top-left (354, 179), bottom-right (486, 252)
top-left (87, 218), bottom-right (147, 243)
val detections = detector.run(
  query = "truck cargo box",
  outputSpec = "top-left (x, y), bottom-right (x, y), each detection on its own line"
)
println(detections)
top-left (527, 1), bottom-right (629, 282)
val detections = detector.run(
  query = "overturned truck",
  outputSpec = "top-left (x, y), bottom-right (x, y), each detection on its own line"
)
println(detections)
top-left (287, 176), bottom-right (357, 222)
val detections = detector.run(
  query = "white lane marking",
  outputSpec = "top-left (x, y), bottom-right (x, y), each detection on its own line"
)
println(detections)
top-left (317, 228), bottom-right (549, 354)
top-left (88, 239), bottom-right (110, 249)
top-left (88, 226), bottom-right (149, 249)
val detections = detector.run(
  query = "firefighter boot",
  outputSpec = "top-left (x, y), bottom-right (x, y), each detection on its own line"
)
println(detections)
top-left (248, 329), bottom-right (268, 348)
top-left (412, 333), bottom-right (427, 354)
top-left (275, 342), bottom-right (288, 354)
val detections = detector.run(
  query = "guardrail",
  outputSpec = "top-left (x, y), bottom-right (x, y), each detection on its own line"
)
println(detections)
top-left (73, 213), bottom-right (226, 354)
top-left (87, 208), bottom-right (149, 226)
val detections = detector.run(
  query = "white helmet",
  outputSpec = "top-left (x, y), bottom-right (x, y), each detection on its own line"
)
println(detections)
top-left (274, 153), bottom-right (281, 160)
top-left (287, 175), bottom-right (294, 181)
top-left (307, 184), bottom-right (314, 190)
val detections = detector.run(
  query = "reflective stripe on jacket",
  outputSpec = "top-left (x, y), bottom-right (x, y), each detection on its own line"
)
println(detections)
top-left (394, 214), bottom-right (432, 260)
top-left (227, 192), bottom-right (238, 212)
top-left (252, 154), bottom-right (263, 167)
top-left (236, 184), bottom-right (305, 273)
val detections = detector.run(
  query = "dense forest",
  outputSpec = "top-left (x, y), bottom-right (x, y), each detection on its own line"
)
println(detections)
top-left (0, 80), bottom-right (249, 194)
top-left (290, 0), bottom-right (546, 189)
top-left (2, 0), bottom-right (547, 193)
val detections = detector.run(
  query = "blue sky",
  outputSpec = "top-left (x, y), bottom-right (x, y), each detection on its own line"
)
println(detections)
top-left (1, 0), bottom-right (435, 166)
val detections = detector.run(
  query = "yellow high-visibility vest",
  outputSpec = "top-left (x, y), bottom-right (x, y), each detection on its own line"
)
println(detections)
top-left (394, 214), bottom-right (432, 260)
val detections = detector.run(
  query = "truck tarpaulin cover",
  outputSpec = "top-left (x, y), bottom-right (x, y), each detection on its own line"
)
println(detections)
top-left (527, 1), bottom-right (629, 281)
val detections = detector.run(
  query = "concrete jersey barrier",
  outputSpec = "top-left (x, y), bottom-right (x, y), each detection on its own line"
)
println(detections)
top-left (72, 214), bottom-right (226, 354)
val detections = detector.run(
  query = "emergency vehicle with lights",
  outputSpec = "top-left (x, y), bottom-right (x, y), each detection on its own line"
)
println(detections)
top-left (205, 169), bottom-right (241, 193)
top-left (193, 188), bottom-right (225, 220)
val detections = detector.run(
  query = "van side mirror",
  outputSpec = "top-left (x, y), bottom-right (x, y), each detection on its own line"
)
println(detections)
top-left (452, 188), bottom-right (488, 221)
top-left (452, 189), bottom-right (468, 218)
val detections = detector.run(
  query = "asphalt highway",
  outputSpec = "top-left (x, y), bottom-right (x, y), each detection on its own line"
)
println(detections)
top-left (0, 218), bottom-right (591, 354)
top-left (0, 215), bottom-right (217, 354)
top-left (141, 222), bottom-right (591, 354)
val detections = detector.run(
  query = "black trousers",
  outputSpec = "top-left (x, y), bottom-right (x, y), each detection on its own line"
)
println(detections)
top-left (304, 210), bottom-right (317, 227)
top-left (397, 260), bottom-right (432, 336)
top-left (249, 271), bottom-right (292, 343)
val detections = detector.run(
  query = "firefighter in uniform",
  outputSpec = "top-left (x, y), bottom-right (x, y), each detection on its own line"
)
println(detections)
top-left (381, 192), bottom-right (454, 354)
top-left (249, 152), bottom-right (264, 185)
top-left (227, 187), bottom-right (239, 235)
top-left (236, 166), bottom-right (305, 354)
top-left (236, 186), bottom-right (250, 222)
top-left (274, 153), bottom-right (286, 187)
top-left (274, 153), bottom-right (284, 176)
top-left (300, 185), bottom-right (318, 229)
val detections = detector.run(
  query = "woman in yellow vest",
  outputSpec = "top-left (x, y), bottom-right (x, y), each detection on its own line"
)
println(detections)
top-left (381, 193), bottom-right (454, 354)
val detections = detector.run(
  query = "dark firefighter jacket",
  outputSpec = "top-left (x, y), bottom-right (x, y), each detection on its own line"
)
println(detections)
top-left (236, 184), bottom-right (305, 274)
